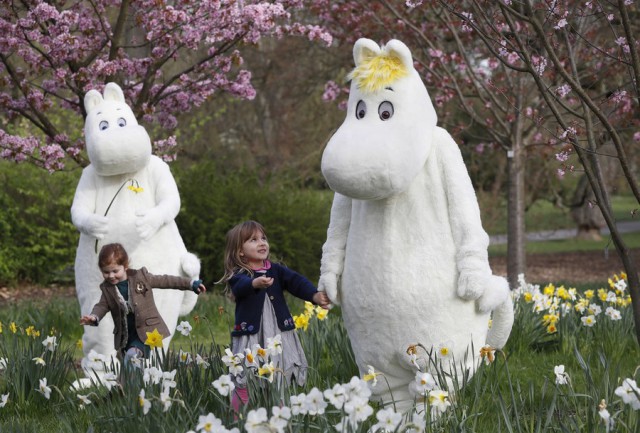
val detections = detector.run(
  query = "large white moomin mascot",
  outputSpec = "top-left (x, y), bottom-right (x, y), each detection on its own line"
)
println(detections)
top-left (319, 39), bottom-right (514, 411)
top-left (71, 82), bottom-right (200, 380)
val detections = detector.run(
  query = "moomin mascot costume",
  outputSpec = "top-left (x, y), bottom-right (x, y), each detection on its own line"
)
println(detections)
top-left (319, 39), bottom-right (514, 411)
top-left (71, 82), bottom-right (200, 381)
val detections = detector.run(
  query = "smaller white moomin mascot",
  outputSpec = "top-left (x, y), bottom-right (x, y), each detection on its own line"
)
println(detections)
top-left (71, 82), bottom-right (200, 384)
top-left (319, 39), bottom-right (514, 412)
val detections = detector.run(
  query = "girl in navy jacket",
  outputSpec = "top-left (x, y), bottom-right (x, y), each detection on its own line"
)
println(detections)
top-left (218, 220), bottom-right (330, 410)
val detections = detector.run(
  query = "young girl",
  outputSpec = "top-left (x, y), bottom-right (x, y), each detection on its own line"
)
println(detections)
top-left (219, 220), bottom-right (330, 409)
top-left (79, 243), bottom-right (206, 367)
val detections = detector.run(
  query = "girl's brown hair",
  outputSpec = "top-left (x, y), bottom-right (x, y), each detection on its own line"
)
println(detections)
top-left (98, 243), bottom-right (130, 269)
top-left (217, 221), bottom-right (268, 299)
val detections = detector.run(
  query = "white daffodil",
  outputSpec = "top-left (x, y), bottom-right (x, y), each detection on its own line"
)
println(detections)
top-left (289, 393), bottom-right (306, 415)
top-left (324, 383), bottom-right (348, 409)
top-left (303, 387), bottom-right (328, 416)
top-left (428, 389), bottom-right (451, 417)
top-left (37, 378), bottom-right (52, 400)
top-left (363, 365), bottom-right (381, 387)
top-left (195, 353), bottom-right (210, 367)
top-left (143, 366), bottom-right (163, 385)
top-left (176, 321), bottom-right (192, 336)
top-left (614, 378), bottom-right (640, 410)
top-left (178, 349), bottom-right (192, 364)
top-left (159, 387), bottom-right (172, 412)
top-left (405, 411), bottom-right (427, 433)
top-left (0, 357), bottom-right (7, 370)
top-left (245, 407), bottom-right (269, 433)
top-left (257, 361), bottom-right (276, 383)
top-left (372, 407), bottom-right (402, 432)
top-left (162, 369), bottom-right (177, 391)
top-left (437, 341), bottom-right (454, 359)
top-left (138, 389), bottom-right (151, 415)
top-left (614, 278), bottom-right (627, 292)
top-left (344, 398), bottom-right (374, 424)
top-left (598, 400), bottom-right (615, 433)
top-left (32, 357), bottom-right (46, 366)
top-left (413, 371), bottom-right (437, 396)
top-left (554, 365), bottom-right (569, 385)
top-left (102, 373), bottom-right (119, 391)
top-left (77, 393), bottom-right (91, 409)
top-left (212, 374), bottom-right (235, 397)
top-left (581, 315), bottom-right (596, 327)
top-left (196, 412), bottom-right (224, 433)
top-left (222, 348), bottom-right (244, 376)
top-left (244, 347), bottom-right (259, 368)
top-left (266, 334), bottom-right (283, 356)
top-left (269, 405), bottom-right (292, 433)
top-left (605, 307), bottom-right (622, 321)
top-left (0, 393), bottom-right (8, 408)
top-left (253, 344), bottom-right (269, 363)
top-left (42, 335), bottom-right (58, 352)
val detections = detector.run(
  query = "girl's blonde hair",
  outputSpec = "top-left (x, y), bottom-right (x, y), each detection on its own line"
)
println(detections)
top-left (218, 220), bottom-right (268, 300)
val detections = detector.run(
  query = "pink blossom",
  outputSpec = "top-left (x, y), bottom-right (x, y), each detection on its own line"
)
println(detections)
top-left (555, 150), bottom-right (570, 162)
top-left (556, 84), bottom-right (572, 97)
top-left (322, 81), bottom-right (341, 102)
top-left (633, 132), bottom-right (640, 142)
top-left (554, 18), bottom-right (568, 29)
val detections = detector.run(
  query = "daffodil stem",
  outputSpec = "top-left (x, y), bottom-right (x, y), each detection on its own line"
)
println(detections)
top-left (94, 178), bottom-right (135, 254)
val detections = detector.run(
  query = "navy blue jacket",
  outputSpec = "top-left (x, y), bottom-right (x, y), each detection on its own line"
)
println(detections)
top-left (230, 262), bottom-right (317, 336)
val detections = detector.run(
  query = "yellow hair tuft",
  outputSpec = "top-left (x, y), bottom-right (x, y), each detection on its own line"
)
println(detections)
top-left (348, 54), bottom-right (408, 93)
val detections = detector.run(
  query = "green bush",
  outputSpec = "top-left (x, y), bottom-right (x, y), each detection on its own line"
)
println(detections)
top-left (174, 162), bottom-right (333, 288)
top-left (0, 161), bottom-right (79, 285)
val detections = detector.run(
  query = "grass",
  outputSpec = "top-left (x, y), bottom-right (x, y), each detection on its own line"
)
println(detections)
top-left (1, 273), bottom-right (639, 432)
top-left (480, 194), bottom-right (639, 236)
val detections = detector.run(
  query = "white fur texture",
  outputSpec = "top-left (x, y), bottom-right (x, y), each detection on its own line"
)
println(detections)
top-left (319, 39), bottom-right (514, 411)
top-left (71, 83), bottom-right (201, 378)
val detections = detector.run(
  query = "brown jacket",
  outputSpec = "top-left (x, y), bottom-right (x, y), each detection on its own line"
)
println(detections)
top-left (89, 267), bottom-right (193, 351)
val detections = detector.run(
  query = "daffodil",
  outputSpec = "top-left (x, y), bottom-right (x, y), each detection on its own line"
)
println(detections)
top-left (144, 328), bottom-right (164, 348)
top-left (42, 335), bottom-right (57, 352)
top-left (176, 321), bottom-right (192, 336)
top-left (266, 334), bottom-right (283, 356)
top-left (554, 365), bottom-right (569, 385)
top-left (294, 314), bottom-right (309, 331)
top-left (479, 346), bottom-right (495, 364)
top-left (258, 362), bottom-right (276, 383)
top-left (138, 389), bottom-right (151, 415)
top-left (37, 378), bottom-right (52, 399)
top-left (315, 306), bottom-right (329, 320)
top-left (196, 413), bottom-right (224, 433)
top-left (9, 322), bottom-right (17, 334)
top-left (33, 357), bottom-right (46, 366)
top-left (581, 315), bottom-right (596, 327)
top-left (76, 339), bottom-right (83, 350)
top-left (437, 341), bottom-right (453, 359)
top-left (523, 292), bottom-right (533, 303)
top-left (546, 323), bottom-right (558, 334)
top-left (428, 389), bottom-right (451, 416)
top-left (304, 301), bottom-right (315, 316)
top-left (77, 394), bottom-right (91, 408)
top-left (211, 374), bottom-right (235, 396)
top-left (0, 321), bottom-right (3, 334)
top-left (0, 393), bottom-right (8, 408)
top-left (543, 284), bottom-right (555, 296)
top-left (363, 365), bottom-right (381, 387)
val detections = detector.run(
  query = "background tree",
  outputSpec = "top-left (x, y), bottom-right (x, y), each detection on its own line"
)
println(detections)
top-left (436, 0), bottom-right (640, 343)
top-left (0, 0), bottom-right (332, 171)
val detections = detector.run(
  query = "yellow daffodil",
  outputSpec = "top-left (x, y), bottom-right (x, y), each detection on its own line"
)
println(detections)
top-left (523, 292), bottom-right (533, 303)
top-left (9, 322), bottom-right (17, 334)
top-left (25, 326), bottom-right (36, 337)
top-left (0, 321), bottom-right (3, 334)
top-left (584, 290), bottom-right (594, 299)
top-left (543, 284), bottom-right (555, 296)
top-left (304, 301), bottom-right (315, 316)
top-left (294, 314), bottom-right (309, 331)
top-left (556, 286), bottom-right (569, 300)
top-left (547, 323), bottom-right (557, 334)
top-left (144, 328), bottom-right (164, 348)
top-left (543, 313), bottom-right (559, 325)
top-left (316, 308), bottom-right (329, 321)
top-left (76, 339), bottom-right (83, 350)
top-left (127, 185), bottom-right (144, 193)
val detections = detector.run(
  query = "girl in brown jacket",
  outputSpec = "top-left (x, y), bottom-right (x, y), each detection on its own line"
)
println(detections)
top-left (79, 243), bottom-right (206, 366)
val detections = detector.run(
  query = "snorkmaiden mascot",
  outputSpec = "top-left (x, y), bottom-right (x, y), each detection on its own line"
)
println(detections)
top-left (319, 39), bottom-right (514, 411)
top-left (71, 82), bottom-right (200, 383)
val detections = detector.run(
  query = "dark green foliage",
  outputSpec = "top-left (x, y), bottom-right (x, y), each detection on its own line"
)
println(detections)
top-left (0, 162), bottom-right (79, 285)
top-left (174, 162), bottom-right (333, 288)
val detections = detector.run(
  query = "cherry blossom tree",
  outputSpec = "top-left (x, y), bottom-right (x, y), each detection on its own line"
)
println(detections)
top-left (0, 0), bottom-right (331, 171)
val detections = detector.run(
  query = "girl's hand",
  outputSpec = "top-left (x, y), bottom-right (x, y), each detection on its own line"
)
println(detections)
top-left (79, 315), bottom-right (96, 325)
top-left (252, 276), bottom-right (274, 289)
top-left (313, 291), bottom-right (331, 309)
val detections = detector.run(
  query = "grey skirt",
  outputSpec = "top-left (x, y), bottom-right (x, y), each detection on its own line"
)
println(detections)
top-left (231, 297), bottom-right (308, 387)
